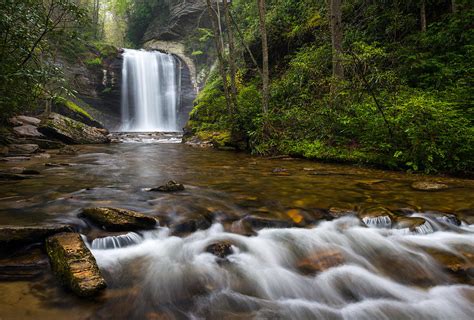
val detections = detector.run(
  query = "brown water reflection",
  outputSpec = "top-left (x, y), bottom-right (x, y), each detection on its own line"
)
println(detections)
top-left (0, 142), bottom-right (473, 319)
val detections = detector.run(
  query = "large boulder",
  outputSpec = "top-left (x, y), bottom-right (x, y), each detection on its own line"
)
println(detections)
top-left (81, 207), bottom-right (157, 231)
top-left (46, 233), bottom-right (106, 297)
top-left (38, 113), bottom-right (110, 144)
top-left (0, 224), bottom-right (73, 249)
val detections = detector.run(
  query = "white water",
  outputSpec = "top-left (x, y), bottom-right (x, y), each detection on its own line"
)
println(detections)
top-left (121, 49), bottom-right (180, 132)
top-left (89, 217), bottom-right (474, 319)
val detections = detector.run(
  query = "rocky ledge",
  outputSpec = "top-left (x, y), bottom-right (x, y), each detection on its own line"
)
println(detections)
top-left (46, 233), bottom-right (106, 297)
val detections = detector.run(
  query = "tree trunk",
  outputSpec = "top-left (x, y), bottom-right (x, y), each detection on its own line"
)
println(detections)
top-left (257, 0), bottom-right (269, 114)
top-left (223, 0), bottom-right (238, 109)
top-left (205, 0), bottom-right (233, 115)
top-left (420, 0), bottom-right (427, 32)
top-left (330, 0), bottom-right (344, 85)
top-left (452, 0), bottom-right (457, 13)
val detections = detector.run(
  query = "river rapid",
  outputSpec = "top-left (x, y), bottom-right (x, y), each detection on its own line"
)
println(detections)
top-left (0, 135), bottom-right (473, 319)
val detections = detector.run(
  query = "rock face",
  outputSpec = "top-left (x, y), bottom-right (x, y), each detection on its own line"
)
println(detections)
top-left (81, 207), bottom-right (157, 231)
top-left (0, 224), bottom-right (73, 249)
top-left (13, 124), bottom-right (44, 138)
top-left (38, 113), bottom-right (110, 144)
top-left (46, 233), bottom-right (106, 297)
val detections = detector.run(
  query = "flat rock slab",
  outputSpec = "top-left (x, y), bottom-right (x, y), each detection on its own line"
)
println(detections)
top-left (0, 224), bottom-right (73, 249)
top-left (10, 116), bottom-right (41, 126)
top-left (81, 207), bottom-right (157, 231)
top-left (46, 233), bottom-right (106, 297)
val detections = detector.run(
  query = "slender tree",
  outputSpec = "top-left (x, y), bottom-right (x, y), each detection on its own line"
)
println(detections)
top-left (205, 0), bottom-right (233, 115)
top-left (257, 0), bottom-right (269, 114)
top-left (330, 0), bottom-right (344, 86)
top-left (452, 0), bottom-right (457, 13)
top-left (420, 0), bottom-right (427, 32)
top-left (223, 0), bottom-right (238, 109)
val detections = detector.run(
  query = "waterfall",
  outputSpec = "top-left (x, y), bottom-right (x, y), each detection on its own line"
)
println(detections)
top-left (121, 49), bottom-right (180, 132)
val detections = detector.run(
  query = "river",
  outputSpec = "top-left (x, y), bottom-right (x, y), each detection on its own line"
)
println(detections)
top-left (0, 136), bottom-right (473, 319)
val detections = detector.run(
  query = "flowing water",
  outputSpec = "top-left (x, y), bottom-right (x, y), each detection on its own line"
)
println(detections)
top-left (0, 136), bottom-right (473, 319)
top-left (121, 49), bottom-right (180, 132)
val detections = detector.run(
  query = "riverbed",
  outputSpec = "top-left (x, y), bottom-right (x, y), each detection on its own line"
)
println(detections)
top-left (0, 138), bottom-right (473, 319)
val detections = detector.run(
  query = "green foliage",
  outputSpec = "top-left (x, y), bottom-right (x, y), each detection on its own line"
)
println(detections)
top-left (84, 57), bottom-right (103, 67)
top-left (188, 0), bottom-right (473, 174)
top-left (0, 0), bottom-right (86, 120)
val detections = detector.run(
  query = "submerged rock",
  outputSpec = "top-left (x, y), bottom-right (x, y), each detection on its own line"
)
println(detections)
top-left (0, 247), bottom-right (48, 280)
top-left (46, 232), bottom-right (106, 297)
top-left (206, 241), bottom-right (234, 259)
top-left (411, 181), bottom-right (449, 191)
top-left (38, 113), bottom-right (110, 144)
top-left (7, 144), bottom-right (40, 154)
top-left (0, 224), bottom-right (73, 249)
top-left (81, 207), bottom-right (157, 231)
top-left (242, 216), bottom-right (294, 230)
top-left (297, 249), bottom-right (345, 275)
top-left (149, 180), bottom-right (185, 192)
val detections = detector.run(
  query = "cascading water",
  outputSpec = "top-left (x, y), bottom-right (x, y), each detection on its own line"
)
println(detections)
top-left (121, 49), bottom-right (180, 132)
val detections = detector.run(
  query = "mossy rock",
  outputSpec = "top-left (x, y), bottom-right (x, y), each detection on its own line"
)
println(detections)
top-left (52, 97), bottom-right (104, 129)
top-left (38, 113), bottom-right (109, 145)
top-left (46, 233), bottom-right (106, 297)
top-left (81, 207), bottom-right (157, 231)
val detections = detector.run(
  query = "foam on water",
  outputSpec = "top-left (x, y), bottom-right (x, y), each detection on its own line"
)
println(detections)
top-left (90, 217), bottom-right (474, 319)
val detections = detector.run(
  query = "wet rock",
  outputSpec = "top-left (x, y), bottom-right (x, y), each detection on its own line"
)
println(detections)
top-left (424, 247), bottom-right (474, 280)
top-left (206, 241), bottom-right (234, 259)
top-left (38, 113), bottom-right (110, 144)
top-left (81, 207), bottom-right (157, 231)
top-left (394, 217), bottom-right (427, 231)
top-left (58, 145), bottom-right (78, 155)
top-left (0, 247), bottom-right (48, 280)
top-left (7, 144), bottom-right (40, 154)
top-left (328, 207), bottom-right (356, 219)
top-left (242, 216), bottom-right (294, 230)
top-left (0, 156), bottom-right (31, 162)
top-left (13, 125), bottom-right (44, 138)
top-left (19, 138), bottom-right (65, 149)
top-left (45, 162), bottom-right (70, 167)
top-left (411, 181), bottom-right (449, 191)
top-left (149, 180), bottom-right (185, 192)
top-left (33, 153), bottom-right (50, 159)
top-left (0, 146), bottom-right (8, 155)
top-left (271, 168), bottom-right (290, 176)
top-left (356, 179), bottom-right (388, 190)
top-left (46, 232), bottom-right (106, 297)
top-left (0, 172), bottom-right (31, 180)
top-left (358, 207), bottom-right (395, 228)
top-left (297, 249), bottom-right (345, 275)
top-left (0, 224), bottom-right (73, 249)
top-left (170, 216), bottom-right (212, 235)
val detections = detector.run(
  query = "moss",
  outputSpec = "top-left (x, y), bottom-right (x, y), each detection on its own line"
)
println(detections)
top-left (84, 57), bottom-right (102, 67)
top-left (196, 130), bottom-right (232, 148)
top-left (55, 97), bottom-right (93, 120)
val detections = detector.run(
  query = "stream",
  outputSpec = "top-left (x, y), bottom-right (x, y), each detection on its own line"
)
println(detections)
top-left (0, 135), bottom-right (473, 319)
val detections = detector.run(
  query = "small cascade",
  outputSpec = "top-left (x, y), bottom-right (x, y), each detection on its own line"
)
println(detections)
top-left (362, 215), bottom-right (392, 228)
top-left (121, 49), bottom-right (181, 132)
top-left (90, 232), bottom-right (142, 250)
